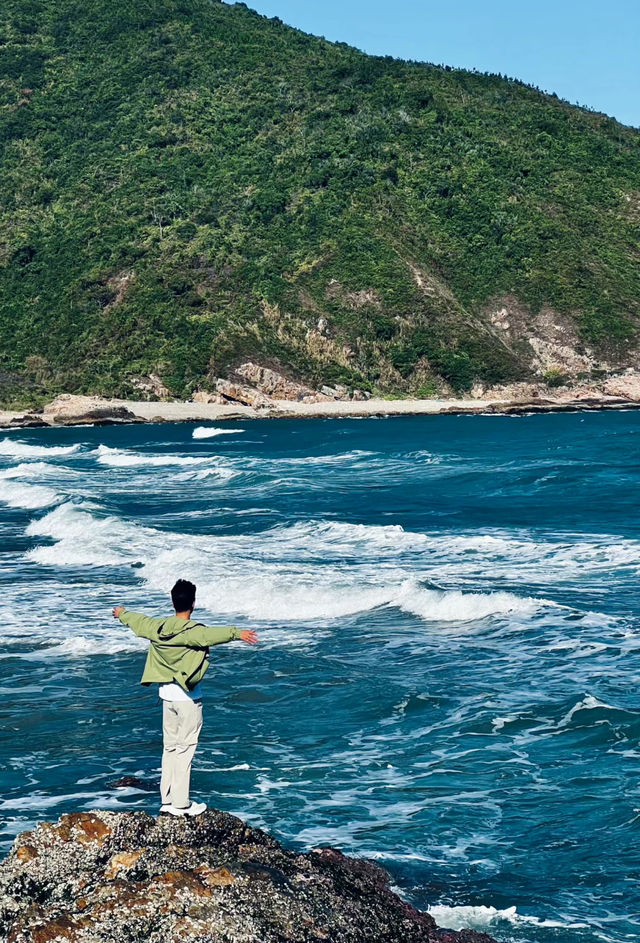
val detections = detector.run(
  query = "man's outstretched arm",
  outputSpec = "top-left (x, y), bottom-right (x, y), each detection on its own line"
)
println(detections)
top-left (112, 606), bottom-right (165, 640)
top-left (182, 624), bottom-right (258, 647)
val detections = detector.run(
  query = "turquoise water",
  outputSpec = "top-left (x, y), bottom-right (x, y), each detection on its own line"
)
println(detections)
top-left (1, 414), bottom-right (639, 942)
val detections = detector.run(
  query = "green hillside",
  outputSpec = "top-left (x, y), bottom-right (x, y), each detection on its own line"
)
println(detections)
top-left (1, 0), bottom-right (639, 404)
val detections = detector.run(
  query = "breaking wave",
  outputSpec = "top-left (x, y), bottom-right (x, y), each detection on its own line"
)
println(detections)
top-left (0, 440), bottom-right (80, 458)
top-left (1, 461), bottom-right (73, 479)
top-left (191, 426), bottom-right (245, 439)
top-left (45, 635), bottom-right (145, 657)
top-left (184, 577), bottom-right (537, 624)
top-left (95, 445), bottom-right (212, 467)
top-left (23, 503), bottom-right (544, 624)
top-left (173, 465), bottom-right (238, 482)
top-left (0, 479), bottom-right (61, 509)
top-left (25, 503), bottom-right (153, 567)
top-left (428, 904), bottom-right (589, 931)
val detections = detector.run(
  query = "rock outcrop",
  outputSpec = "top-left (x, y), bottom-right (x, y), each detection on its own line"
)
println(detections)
top-left (234, 362), bottom-right (328, 403)
top-left (228, 363), bottom-right (370, 404)
top-left (42, 395), bottom-right (142, 425)
top-left (473, 372), bottom-right (640, 406)
top-left (0, 810), bottom-right (497, 943)
top-left (603, 372), bottom-right (640, 402)
top-left (215, 379), bottom-right (274, 408)
top-left (4, 413), bottom-right (48, 428)
top-left (191, 391), bottom-right (228, 405)
top-left (128, 374), bottom-right (172, 400)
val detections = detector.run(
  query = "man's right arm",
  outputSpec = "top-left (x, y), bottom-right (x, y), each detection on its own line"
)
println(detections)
top-left (113, 608), bottom-right (164, 640)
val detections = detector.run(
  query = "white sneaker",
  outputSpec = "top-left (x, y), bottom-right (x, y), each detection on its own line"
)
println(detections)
top-left (162, 801), bottom-right (207, 817)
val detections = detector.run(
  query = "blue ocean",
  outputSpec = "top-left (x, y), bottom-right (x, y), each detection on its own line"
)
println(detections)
top-left (1, 413), bottom-right (639, 942)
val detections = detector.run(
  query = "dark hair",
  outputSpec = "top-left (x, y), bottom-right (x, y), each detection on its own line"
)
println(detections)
top-left (171, 579), bottom-right (196, 612)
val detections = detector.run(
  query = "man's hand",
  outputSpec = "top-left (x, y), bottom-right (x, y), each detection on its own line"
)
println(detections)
top-left (112, 605), bottom-right (125, 619)
top-left (240, 629), bottom-right (258, 645)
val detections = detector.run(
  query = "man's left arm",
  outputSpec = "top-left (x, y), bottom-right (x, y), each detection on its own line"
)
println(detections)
top-left (183, 624), bottom-right (258, 647)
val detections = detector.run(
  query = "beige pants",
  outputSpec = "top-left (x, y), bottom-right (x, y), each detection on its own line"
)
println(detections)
top-left (160, 700), bottom-right (203, 808)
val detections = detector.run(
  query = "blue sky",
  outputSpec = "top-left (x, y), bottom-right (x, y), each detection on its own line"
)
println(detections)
top-left (226, 0), bottom-right (639, 127)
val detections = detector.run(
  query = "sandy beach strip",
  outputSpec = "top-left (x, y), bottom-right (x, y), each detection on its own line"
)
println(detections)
top-left (1, 392), bottom-right (639, 429)
top-left (110, 396), bottom-right (499, 421)
top-left (1, 397), bottom-right (491, 428)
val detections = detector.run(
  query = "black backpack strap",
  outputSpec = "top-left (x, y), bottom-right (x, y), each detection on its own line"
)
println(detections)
top-left (156, 619), bottom-right (206, 641)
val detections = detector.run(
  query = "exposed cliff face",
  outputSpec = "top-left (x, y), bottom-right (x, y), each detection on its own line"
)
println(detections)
top-left (0, 810), bottom-right (496, 943)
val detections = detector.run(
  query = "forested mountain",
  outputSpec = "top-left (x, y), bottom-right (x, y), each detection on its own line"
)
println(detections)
top-left (1, 0), bottom-right (639, 403)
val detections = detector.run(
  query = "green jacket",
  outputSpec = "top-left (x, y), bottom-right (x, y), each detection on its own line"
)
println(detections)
top-left (119, 610), bottom-right (242, 691)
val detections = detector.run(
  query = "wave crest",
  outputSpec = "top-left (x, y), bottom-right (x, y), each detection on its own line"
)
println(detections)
top-left (0, 479), bottom-right (61, 509)
top-left (95, 445), bottom-right (211, 467)
top-left (23, 505), bottom-right (543, 625)
top-left (0, 440), bottom-right (80, 458)
top-left (192, 426), bottom-right (245, 439)
top-left (428, 904), bottom-right (588, 931)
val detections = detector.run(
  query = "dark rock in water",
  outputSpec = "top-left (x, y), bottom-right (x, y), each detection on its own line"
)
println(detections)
top-left (8, 414), bottom-right (48, 428)
top-left (0, 810), bottom-right (498, 942)
top-left (107, 776), bottom-right (156, 791)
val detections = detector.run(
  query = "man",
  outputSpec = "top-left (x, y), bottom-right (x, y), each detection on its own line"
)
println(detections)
top-left (112, 579), bottom-right (258, 817)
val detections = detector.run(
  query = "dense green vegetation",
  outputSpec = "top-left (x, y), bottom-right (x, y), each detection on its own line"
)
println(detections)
top-left (1, 0), bottom-right (639, 403)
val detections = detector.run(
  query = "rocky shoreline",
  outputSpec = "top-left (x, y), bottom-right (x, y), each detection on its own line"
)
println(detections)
top-left (1, 387), bottom-right (640, 430)
top-left (0, 809), bottom-right (496, 943)
top-left (2, 360), bottom-right (640, 428)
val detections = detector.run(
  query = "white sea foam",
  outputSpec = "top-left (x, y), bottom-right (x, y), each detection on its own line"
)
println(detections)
top-left (213, 763), bottom-right (252, 771)
top-left (262, 521), bottom-right (640, 577)
top-left (16, 438), bottom-right (629, 593)
top-left (425, 532), bottom-right (640, 573)
top-left (0, 791), bottom-right (101, 812)
top-left (142, 554), bottom-right (540, 624)
top-left (173, 465), bottom-right (238, 482)
top-left (1, 461), bottom-right (69, 479)
top-left (22, 503), bottom-right (543, 625)
top-left (95, 445), bottom-right (211, 467)
top-left (0, 479), bottom-right (61, 509)
top-left (25, 502), bottom-right (149, 566)
top-left (21, 500), bottom-right (549, 626)
top-left (0, 440), bottom-right (80, 458)
top-left (395, 581), bottom-right (537, 622)
top-left (277, 450), bottom-right (376, 466)
top-left (279, 520), bottom-right (428, 552)
top-left (192, 426), bottom-right (245, 439)
top-left (47, 635), bottom-right (145, 656)
top-left (428, 903), bottom-right (588, 931)
top-left (190, 576), bottom-right (394, 622)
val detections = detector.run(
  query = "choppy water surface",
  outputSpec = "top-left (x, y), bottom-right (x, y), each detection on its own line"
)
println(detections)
top-left (1, 414), bottom-right (639, 942)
